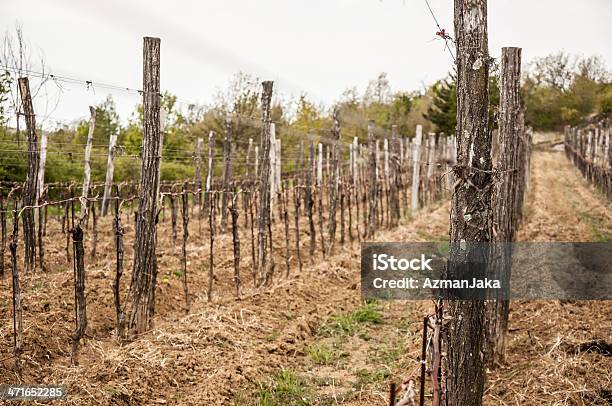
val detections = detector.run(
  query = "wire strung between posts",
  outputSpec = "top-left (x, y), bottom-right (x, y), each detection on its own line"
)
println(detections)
top-left (423, 0), bottom-right (456, 62)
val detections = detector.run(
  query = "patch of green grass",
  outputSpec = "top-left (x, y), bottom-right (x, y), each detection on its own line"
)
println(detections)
top-left (592, 228), bottom-right (612, 242)
top-left (256, 369), bottom-right (311, 406)
top-left (373, 338), bottom-right (406, 366)
top-left (353, 367), bottom-right (391, 388)
top-left (305, 342), bottom-right (341, 365)
top-left (173, 270), bottom-right (183, 278)
top-left (319, 302), bottom-right (383, 337)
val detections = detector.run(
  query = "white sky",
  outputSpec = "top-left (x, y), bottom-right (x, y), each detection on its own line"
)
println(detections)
top-left (1, 0), bottom-right (611, 126)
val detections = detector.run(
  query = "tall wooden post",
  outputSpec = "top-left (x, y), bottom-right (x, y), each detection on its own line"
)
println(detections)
top-left (205, 131), bottom-right (215, 208)
top-left (221, 117), bottom-right (234, 232)
top-left (37, 130), bottom-right (48, 270)
top-left (487, 47), bottom-right (522, 367)
top-left (411, 125), bottom-right (423, 212)
top-left (101, 130), bottom-right (118, 216)
top-left (367, 120), bottom-right (377, 237)
top-left (194, 137), bottom-right (204, 210)
top-left (126, 36), bottom-right (162, 336)
top-left (445, 1), bottom-right (491, 404)
top-left (18, 77), bottom-right (38, 272)
top-left (81, 106), bottom-right (96, 219)
top-left (327, 109), bottom-right (340, 254)
top-left (306, 130), bottom-right (316, 259)
top-left (257, 81), bottom-right (274, 285)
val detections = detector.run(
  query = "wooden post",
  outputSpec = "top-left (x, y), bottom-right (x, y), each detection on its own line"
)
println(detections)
top-left (426, 133), bottom-right (436, 204)
top-left (18, 77), bottom-right (38, 272)
top-left (10, 204), bottom-right (22, 375)
top-left (367, 120), bottom-right (377, 237)
top-left (411, 126), bottom-right (423, 212)
top-left (112, 186), bottom-right (125, 338)
top-left (390, 125), bottom-right (401, 226)
top-left (81, 106), bottom-right (96, 219)
top-left (486, 47), bottom-right (522, 367)
top-left (194, 137), bottom-right (204, 211)
top-left (126, 37), bottom-right (162, 335)
top-left (221, 117), bottom-right (234, 232)
top-left (327, 108), bottom-right (340, 254)
top-left (0, 193), bottom-right (5, 277)
top-left (257, 81), bottom-right (274, 285)
top-left (180, 184), bottom-right (190, 313)
top-left (230, 186), bottom-right (241, 297)
top-left (269, 123), bottom-right (277, 220)
top-left (36, 130), bottom-right (47, 270)
top-left (307, 130), bottom-right (316, 259)
top-left (101, 130), bottom-right (118, 216)
top-left (445, 1), bottom-right (491, 404)
top-left (70, 220), bottom-right (87, 364)
top-left (205, 131), bottom-right (215, 208)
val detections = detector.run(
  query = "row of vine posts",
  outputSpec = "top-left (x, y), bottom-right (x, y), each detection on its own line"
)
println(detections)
top-left (3, 2), bottom-right (537, 402)
top-left (1, 37), bottom-right (455, 379)
top-left (565, 115), bottom-right (612, 200)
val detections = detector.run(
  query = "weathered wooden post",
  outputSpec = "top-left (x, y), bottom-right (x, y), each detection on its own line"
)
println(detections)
top-left (327, 108), bottom-right (340, 254)
top-left (81, 106), bottom-right (96, 219)
top-left (411, 125), bottom-right (423, 212)
top-left (70, 215), bottom-right (87, 365)
top-left (126, 37), bottom-right (162, 336)
top-left (257, 81), bottom-right (274, 285)
top-left (101, 130), bottom-right (118, 216)
top-left (0, 193), bottom-right (5, 277)
top-left (194, 137), bottom-right (204, 211)
top-left (306, 130), bottom-right (316, 259)
top-left (367, 120), bottom-right (377, 237)
top-left (36, 130), bottom-right (47, 270)
top-left (180, 184), bottom-right (190, 313)
top-left (390, 125), bottom-right (401, 226)
top-left (18, 77), bottom-right (38, 272)
top-left (221, 117), bottom-right (234, 232)
top-left (230, 187), bottom-right (241, 297)
top-left (486, 47), bottom-right (522, 367)
top-left (205, 131), bottom-right (215, 209)
top-left (445, 1), bottom-right (491, 404)
top-left (112, 186), bottom-right (125, 338)
top-left (10, 204), bottom-right (22, 376)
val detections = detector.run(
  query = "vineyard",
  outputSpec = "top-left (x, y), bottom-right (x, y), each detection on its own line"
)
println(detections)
top-left (0, 1), bottom-right (611, 405)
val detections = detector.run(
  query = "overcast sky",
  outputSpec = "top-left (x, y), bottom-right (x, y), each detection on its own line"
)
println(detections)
top-left (1, 0), bottom-right (611, 126)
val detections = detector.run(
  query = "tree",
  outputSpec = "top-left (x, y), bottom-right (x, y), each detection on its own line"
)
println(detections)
top-left (0, 71), bottom-right (11, 126)
top-left (75, 96), bottom-right (120, 145)
top-left (425, 73), bottom-right (498, 135)
top-left (424, 74), bottom-right (457, 136)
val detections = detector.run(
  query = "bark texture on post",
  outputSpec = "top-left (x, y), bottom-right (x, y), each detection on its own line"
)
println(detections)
top-left (126, 37), bottom-right (162, 336)
top-left (257, 81), bottom-right (273, 285)
top-left (367, 120), bottom-right (377, 238)
top-left (411, 126), bottom-right (423, 212)
top-left (112, 186), bottom-right (125, 338)
top-left (71, 224), bottom-right (87, 364)
top-left (81, 106), bottom-right (96, 219)
top-left (18, 77), bottom-right (38, 272)
top-left (194, 137), bottom-right (204, 210)
top-left (445, 1), bottom-right (491, 405)
top-left (221, 117), bottom-right (234, 232)
top-left (10, 206), bottom-right (22, 376)
top-left (306, 130), bottom-right (316, 259)
top-left (327, 109), bottom-right (340, 254)
top-left (487, 47), bottom-right (522, 366)
top-left (102, 131), bottom-right (118, 216)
